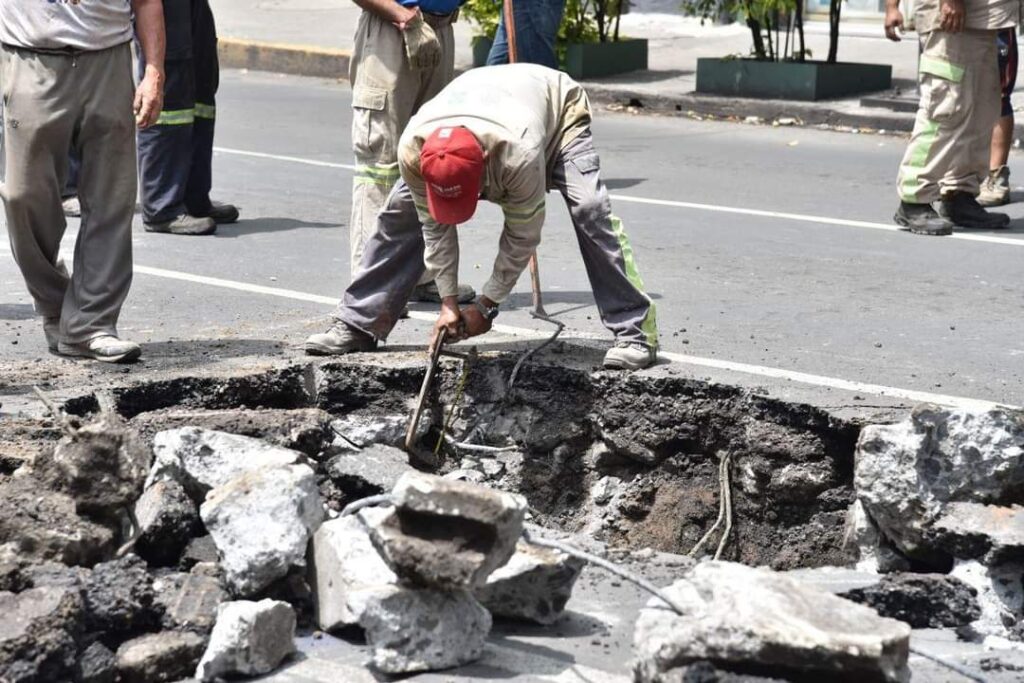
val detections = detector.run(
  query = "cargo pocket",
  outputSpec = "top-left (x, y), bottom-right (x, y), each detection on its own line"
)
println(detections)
top-left (569, 152), bottom-right (601, 177)
top-left (919, 54), bottom-right (965, 123)
top-left (351, 85), bottom-right (390, 161)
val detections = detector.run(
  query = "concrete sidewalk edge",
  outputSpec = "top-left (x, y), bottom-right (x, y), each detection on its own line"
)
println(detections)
top-left (219, 37), bottom-right (351, 80)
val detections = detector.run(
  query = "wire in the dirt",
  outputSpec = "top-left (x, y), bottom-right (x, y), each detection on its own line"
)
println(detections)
top-left (340, 494), bottom-right (394, 517)
top-left (909, 645), bottom-right (987, 683)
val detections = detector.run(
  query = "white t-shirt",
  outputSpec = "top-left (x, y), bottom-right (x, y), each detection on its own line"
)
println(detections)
top-left (0, 0), bottom-right (133, 51)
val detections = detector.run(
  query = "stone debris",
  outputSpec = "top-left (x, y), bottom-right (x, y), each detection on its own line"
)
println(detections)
top-left (950, 560), bottom-right (1024, 639)
top-left (855, 405), bottom-right (1024, 558)
top-left (309, 509), bottom-right (397, 631)
top-left (76, 641), bottom-right (116, 683)
top-left (200, 463), bottom-right (323, 596)
top-left (475, 540), bottom-right (584, 624)
top-left (325, 444), bottom-right (414, 500)
top-left (133, 479), bottom-right (199, 566)
top-left (147, 427), bottom-right (304, 501)
top-left (115, 630), bottom-right (206, 683)
top-left (330, 412), bottom-right (427, 449)
top-left (633, 561), bottom-right (911, 683)
top-left (152, 572), bottom-right (227, 633)
top-left (840, 573), bottom-right (981, 629)
top-left (841, 499), bottom-right (910, 573)
top-left (359, 586), bottom-right (491, 674)
top-left (83, 555), bottom-right (162, 641)
top-left (0, 585), bottom-right (84, 683)
top-left (195, 599), bottom-right (296, 681)
top-left (928, 503), bottom-right (1024, 565)
top-left (180, 535), bottom-right (219, 571)
top-left (367, 471), bottom-right (527, 589)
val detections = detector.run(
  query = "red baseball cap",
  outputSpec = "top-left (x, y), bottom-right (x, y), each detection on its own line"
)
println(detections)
top-left (420, 126), bottom-right (484, 225)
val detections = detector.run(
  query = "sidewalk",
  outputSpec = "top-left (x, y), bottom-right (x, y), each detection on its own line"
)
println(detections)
top-left (210, 0), bottom-right (926, 131)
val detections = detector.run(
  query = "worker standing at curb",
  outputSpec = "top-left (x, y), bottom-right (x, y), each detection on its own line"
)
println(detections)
top-left (307, 64), bottom-right (659, 370)
top-left (347, 0), bottom-right (473, 303)
top-left (486, 0), bottom-right (565, 68)
top-left (137, 0), bottom-right (239, 236)
top-left (978, 28), bottom-right (1018, 207)
top-left (887, 0), bottom-right (1017, 235)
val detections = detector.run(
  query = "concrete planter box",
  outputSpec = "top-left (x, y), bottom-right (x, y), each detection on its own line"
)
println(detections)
top-left (696, 58), bottom-right (892, 101)
top-left (564, 39), bottom-right (648, 80)
top-left (472, 36), bottom-right (493, 68)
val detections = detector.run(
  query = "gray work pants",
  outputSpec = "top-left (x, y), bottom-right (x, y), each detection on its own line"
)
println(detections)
top-left (1, 43), bottom-right (137, 343)
top-left (335, 131), bottom-right (658, 348)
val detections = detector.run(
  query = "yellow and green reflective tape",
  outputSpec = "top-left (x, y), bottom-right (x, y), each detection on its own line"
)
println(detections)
top-left (354, 164), bottom-right (401, 187)
top-left (195, 103), bottom-right (216, 119)
top-left (899, 119), bottom-right (940, 202)
top-left (502, 199), bottom-right (546, 225)
top-left (155, 108), bottom-right (195, 126)
top-left (919, 56), bottom-right (964, 83)
top-left (610, 214), bottom-right (659, 348)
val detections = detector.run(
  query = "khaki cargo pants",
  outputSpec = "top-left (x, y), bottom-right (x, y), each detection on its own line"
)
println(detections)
top-left (348, 10), bottom-right (456, 274)
top-left (898, 29), bottom-right (1000, 203)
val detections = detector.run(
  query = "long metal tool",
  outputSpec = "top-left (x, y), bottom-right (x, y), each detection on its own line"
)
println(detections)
top-left (405, 327), bottom-right (448, 451)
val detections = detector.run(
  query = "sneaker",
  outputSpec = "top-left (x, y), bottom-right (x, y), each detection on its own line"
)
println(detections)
top-left (305, 323), bottom-right (377, 356)
top-left (144, 214), bottom-right (217, 236)
top-left (893, 201), bottom-right (953, 236)
top-left (43, 317), bottom-right (60, 352)
top-left (196, 201), bottom-right (240, 224)
top-left (62, 197), bottom-right (81, 218)
top-left (411, 282), bottom-right (476, 304)
top-left (603, 341), bottom-right (656, 370)
top-left (57, 335), bottom-right (141, 363)
top-left (977, 166), bottom-right (1011, 207)
top-left (940, 191), bottom-right (1010, 229)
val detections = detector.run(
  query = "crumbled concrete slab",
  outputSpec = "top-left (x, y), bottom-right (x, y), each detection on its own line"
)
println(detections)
top-left (0, 585), bottom-right (84, 683)
top-left (784, 566), bottom-right (882, 595)
top-left (359, 586), bottom-right (491, 674)
top-left (115, 631), bottom-right (206, 683)
top-left (330, 412), bottom-right (427, 449)
top-left (325, 444), bottom-right (414, 500)
top-left (309, 509), bottom-right (396, 631)
top-left (148, 427), bottom-right (305, 502)
top-left (152, 572), bottom-right (227, 633)
top-left (633, 561), bottom-right (911, 682)
top-left (842, 499), bottom-right (911, 573)
top-left (950, 560), bottom-right (1024, 640)
top-left (928, 503), bottom-right (1024, 565)
top-left (475, 540), bottom-right (584, 624)
top-left (84, 555), bottom-right (162, 642)
top-left (200, 463), bottom-right (323, 596)
top-left (133, 479), bottom-right (199, 566)
top-left (367, 472), bottom-right (526, 589)
top-left (76, 641), bottom-right (116, 683)
top-left (840, 573), bottom-right (981, 628)
top-left (195, 599), bottom-right (296, 681)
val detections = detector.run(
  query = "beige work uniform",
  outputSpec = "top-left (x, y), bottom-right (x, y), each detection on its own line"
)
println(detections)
top-left (897, 0), bottom-right (1017, 203)
top-left (348, 8), bottom-right (456, 273)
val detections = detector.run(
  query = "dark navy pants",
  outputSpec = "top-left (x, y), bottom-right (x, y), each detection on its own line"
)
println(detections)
top-left (486, 0), bottom-right (565, 69)
top-left (137, 0), bottom-right (218, 223)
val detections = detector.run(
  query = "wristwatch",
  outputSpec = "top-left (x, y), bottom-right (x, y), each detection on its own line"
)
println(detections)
top-left (474, 298), bottom-right (500, 321)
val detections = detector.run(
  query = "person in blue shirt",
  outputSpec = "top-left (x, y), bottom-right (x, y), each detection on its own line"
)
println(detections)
top-left (487, 0), bottom-right (566, 69)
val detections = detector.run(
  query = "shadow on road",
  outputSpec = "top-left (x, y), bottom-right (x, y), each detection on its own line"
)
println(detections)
top-left (214, 217), bottom-right (340, 237)
top-left (605, 177), bottom-right (647, 190)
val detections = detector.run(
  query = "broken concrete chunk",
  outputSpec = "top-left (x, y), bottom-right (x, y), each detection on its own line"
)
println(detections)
top-left (309, 509), bottom-right (397, 631)
top-left (840, 573), bottom-right (981, 629)
top-left (330, 413), bottom-right (427, 449)
top-left (0, 585), bottom-right (84, 683)
top-left (367, 471), bottom-right (527, 589)
top-left (0, 477), bottom-right (117, 566)
top-left (195, 599), bottom-right (296, 681)
top-left (133, 479), bottom-right (199, 566)
top-left (148, 427), bottom-right (304, 502)
top-left (325, 444), bottom-right (414, 500)
top-left (200, 463), bottom-right (323, 596)
top-left (950, 560), bottom-right (1024, 639)
top-left (632, 561), bottom-right (911, 683)
top-left (180, 535), bottom-right (219, 571)
top-left (153, 572), bottom-right (227, 633)
top-left (841, 500), bottom-right (910, 573)
top-left (115, 631), bottom-right (206, 683)
top-left (475, 540), bottom-right (584, 624)
top-left (76, 641), bottom-right (116, 683)
top-left (84, 555), bottom-right (162, 640)
top-left (855, 405), bottom-right (1024, 558)
top-left (359, 586), bottom-right (491, 674)
top-left (928, 503), bottom-right (1024, 565)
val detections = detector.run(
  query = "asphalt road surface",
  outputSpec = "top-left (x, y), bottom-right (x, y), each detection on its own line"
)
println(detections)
top-left (2, 69), bottom-right (1023, 411)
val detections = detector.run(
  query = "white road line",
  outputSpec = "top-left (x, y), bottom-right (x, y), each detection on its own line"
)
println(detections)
top-left (214, 146), bottom-right (1024, 249)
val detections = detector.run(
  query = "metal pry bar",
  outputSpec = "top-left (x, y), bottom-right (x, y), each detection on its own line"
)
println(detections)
top-left (405, 327), bottom-right (448, 451)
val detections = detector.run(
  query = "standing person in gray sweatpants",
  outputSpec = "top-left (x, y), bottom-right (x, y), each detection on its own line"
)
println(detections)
top-left (0, 0), bottom-right (165, 362)
top-left (307, 64), bottom-right (658, 369)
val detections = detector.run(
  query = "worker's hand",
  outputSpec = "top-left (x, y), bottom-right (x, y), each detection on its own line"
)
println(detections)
top-left (391, 4), bottom-right (419, 30)
top-left (460, 303), bottom-right (493, 339)
top-left (430, 297), bottom-right (464, 349)
top-left (402, 11), bottom-right (442, 70)
top-left (884, 6), bottom-right (905, 41)
top-left (134, 64), bottom-right (164, 129)
top-left (939, 0), bottom-right (965, 33)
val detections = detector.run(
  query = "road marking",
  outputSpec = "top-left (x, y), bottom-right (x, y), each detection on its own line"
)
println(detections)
top-left (214, 146), bottom-right (1024, 248)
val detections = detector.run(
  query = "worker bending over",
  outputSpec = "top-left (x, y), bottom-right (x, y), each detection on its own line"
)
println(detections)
top-left (307, 64), bottom-right (658, 370)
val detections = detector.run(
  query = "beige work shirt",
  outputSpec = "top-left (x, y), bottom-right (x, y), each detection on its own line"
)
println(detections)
top-left (398, 64), bottom-right (591, 303)
top-left (915, 0), bottom-right (1020, 32)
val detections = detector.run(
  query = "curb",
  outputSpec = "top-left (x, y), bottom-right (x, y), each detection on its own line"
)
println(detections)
top-left (218, 37), bottom-right (350, 80)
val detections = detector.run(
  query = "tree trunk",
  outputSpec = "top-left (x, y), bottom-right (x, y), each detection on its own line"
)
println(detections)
top-left (747, 17), bottom-right (767, 59)
top-left (796, 0), bottom-right (806, 61)
top-left (827, 0), bottom-right (841, 63)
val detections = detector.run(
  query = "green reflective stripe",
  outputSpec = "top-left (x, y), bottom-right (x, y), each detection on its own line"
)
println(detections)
top-left (194, 103), bottom-right (216, 119)
top-left (920, 55), bottom-right (964, 83)
top-left (502, 200), bottom-right (546, 224)
top-left (899, 119), bottom-right (940, 202)
top-left (610, 214), bottom-right (658, 347)
top-left (155, 108), bottom-right (195, 125)
top-left (354, 164), bottom-right (401, 187)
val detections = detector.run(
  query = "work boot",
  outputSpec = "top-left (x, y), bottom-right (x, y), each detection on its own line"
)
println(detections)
top-left (43, 317), bottom-right (60, 352)
top-left (893, 202), bottom-right (953, 236)
top-left (305, 323), bottom-right (376, 356)
top-left (940, 191), bottom-right (1010, 229)
top-left (411, 282), bottom-right (476, 304)
top-left (62, 196), bottom-right (81, 218)
top-left (196, 201), bottom-right (240, 224)
top-left (144, 214), bottom-right (217, 236)
top-left (977, 166), bottom-right (1011, 207)
top-left (58, 335), bottom-right (141, 363)
top-left (603, 341), bottom-right (656, 370)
